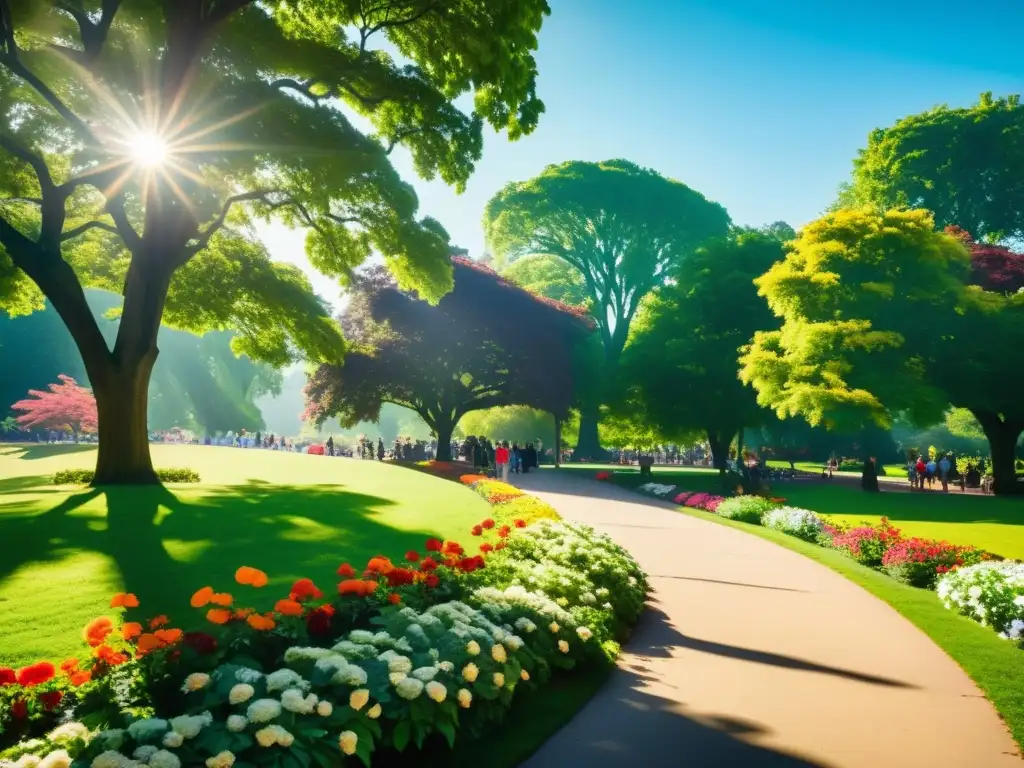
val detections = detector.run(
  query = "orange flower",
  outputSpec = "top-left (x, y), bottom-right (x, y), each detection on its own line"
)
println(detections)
top-left (149, 615), bottom-right (169, 629)
top-left (235, 566), bottom-right (268, 587)
top-left (94, 644), bottom-right (128, 666)
top-left (110, 592), bottom-right (139, 608)
top-left (16, 662), bottom-right (55, 687)
top-left (59, 658), bottom-right (79, 674)
top-left (388, 593), bottom-right (401, 605)
top-left (190, 586), bottom-right (214, 608)
top-left (337, 563), bottom-right (356, 578)
top-left (135, 633), bottom-right (166, 654)
top-left (154, 628), bottom-right (182, 644)
top-left (247, 613), bottom-right (276, 631)
top-left (289, 578), bottom-right (323, 601)
top-left (233, 608), bottom-right (253, 619)
top-left (365, 557), bottom-right (394, 575)
top-left (209, 592), bottom-right (233, 606)
top-left (338, 579), bottom-right (378, 597)
top-left (121, 622), bottom-right (143, 641)
top-left (274, 599), bottom-right (304, 617)
top-left (206, 608), bottom-right (232, 625)
top-left (69, 670), bottom-right (91, 686)
top-left (83, 617), bottom-right (113, 648)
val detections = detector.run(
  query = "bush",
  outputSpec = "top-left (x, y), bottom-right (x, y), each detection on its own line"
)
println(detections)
top-left (675, 491), bottom-right (725, 512)
top-left (715, 495), bottom-right (776, 524)
top-left (937, 561), bottom-right (1024, 641)
top-left (825, 517), bottom-right (901, 567)
top-left (881, 539), bottom-right (987, 588)
top-left (836, 460), bottom-right (886, 476)
top-left (636, 482), bottom-right (676, 498)
top-left (761, 507), bottom-right (825, 542)
top-left (53, 468), bottom-right (200, 485)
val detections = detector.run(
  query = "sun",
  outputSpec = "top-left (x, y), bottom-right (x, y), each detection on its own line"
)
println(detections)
top-left (128, 131), bottom-right (170, 167)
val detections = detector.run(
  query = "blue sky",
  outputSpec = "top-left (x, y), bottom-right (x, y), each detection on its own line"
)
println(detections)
top-left (260, 0), bottom-right (1024, 308)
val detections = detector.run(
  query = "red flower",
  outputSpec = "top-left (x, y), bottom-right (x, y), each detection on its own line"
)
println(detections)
top-left (84, 617), bottom-right (113, 648)
top-left (498, 526), bottom-right (511, 538)
top-left (386, 568), bottom-right (416, 587)
top-left (95, 645), bottom-right (129, 667)
top-left (0, 667), bottom-right (15, 686)
top-left (182, 632), bottom-right (218, 655)
top-left (496, 541), bottom-right (507, 550)
top-left (337, 563), bottom-right (356, 578)
top-left (388, 593), bottom-right (401, 605)
top-left (40, 691), bottom-right (63, 711)
top-left (59, 659), bottom-right (79, 674)
top-left (480, 543), bottom-right (494, 554)
top-left (425, 574), bottom-right (440, 588)
top-left (425, 538), bottom-right (443, 552)
top-left (443, 541), bottom-right (464, 556)
top-left (11, 700), bottom-right (27, 719)
top-left (149, 615), bottom-right (169, 629)
top-left (289, 578), bottom-right (324, 602)
top-left (471, 525), bottom-right (483, 536)
top-left (420, 556), bottom-right (438, 571)
top-left (514, 519), bottom-right (526, 528)
top-left (306, 605), bottom-right (335, 637)
top-left (16, 662), bottom-right (55, 687)
top-left (481, 518), bottom-right (495, 530)
top-left (405, 550), bottom-right (420, 562)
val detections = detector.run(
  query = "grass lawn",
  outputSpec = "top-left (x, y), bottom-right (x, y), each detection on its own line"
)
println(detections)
top-left (563, 464), bottom-right (1024, 559)
top-left (674, 505), bottom-right (1024, 751)
top-left (0, 443), bottom-right (492, 667)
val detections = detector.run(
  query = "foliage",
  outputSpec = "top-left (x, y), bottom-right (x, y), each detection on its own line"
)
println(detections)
top-left (715, 495), bottom-right (776, 524)
top-left (825, 518), bottom-right (903, 567)
top-left (53, 468), bottom-right (200, 485)
top-left (456, 406), bottom-right (555, 447)
top-left (305, 258), bottom-right (593, 459)
top-left (945, 226), bottom-right (1024, 294)
top-left (844, 93), bottom-right (1024, 242)
top-left (946, 409), bottom-right (987, 442)
top-left (760, 507), bottom-right (825, 542)
top-left (1, 0), bottom-right (551, 481)
top-left (740, 206), bottom-right (1024, 494)
top-left (937, 562), bottom-right (1024, 643)
top-left (11, 375), bottom-right (97, 437)
top-left (500, 255), bottom-right (590, 308)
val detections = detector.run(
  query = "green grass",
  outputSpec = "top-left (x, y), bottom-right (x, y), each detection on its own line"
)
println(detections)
top-left (563, 464), bottom-right (1024, 559)
top-left (0, 444), bottom-right (492, 667)
top-left (674, 505), bottom-right (1024, 751)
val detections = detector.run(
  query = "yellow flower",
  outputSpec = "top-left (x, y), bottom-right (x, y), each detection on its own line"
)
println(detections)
top-left (493, 672), bottom-right (505, 688)
top-left (577, 626), bottom-right (593, 641)
top-left (491, 644), bottom-right (507, 663)
top-left (388, 671), bottom-right (407, 686)
top-left (183, 672), bottom-right (210, 692)
top-left (466, 640), bottom-right (481, 656)
top-left (228, 683), bottom-right (255, 704)
top-left (205, 751), bottom-right (235, 768)
top-left (425, 681), bottom-right (447, 703)
top-left (457, 688), bottom-right (472, 708)
top-left (339, 731), bottom-right (358, 756)
top-left (367, 703), bottom-right (382, 719)
top-left (549, 622), bottom-right (560, 633)
top-left (462, 663), bottom-right (479, 683)
top-left (520, 669), bottom-right (530, 681)
top-left (316, 701), bottom-right (332, 717)
top-left (558, 640), bottom-right (569, 653)
top-left (349, 689), bottom-right (370, 711)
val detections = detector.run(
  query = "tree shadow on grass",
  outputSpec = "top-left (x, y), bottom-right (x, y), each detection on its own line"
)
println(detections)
top-left (0, 475), bottom-right (61, 494)
top-left (0, 443), bottom-right (97, 460)
top-left (0, 480), bottom-right (447, 629)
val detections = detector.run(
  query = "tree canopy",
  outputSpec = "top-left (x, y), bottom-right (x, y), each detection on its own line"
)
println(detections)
top-left (841, 93), bottom-right (1024, 243)
top-left (741, 207), bottom-right (1024, 494)
top-left (500, 253), bottom-right (590, 308)
top-left (304, 256), bottom-right (594, 460)
top-left (0, 0), bottom-right (549, 482)
top-left (12, 374), bottom-right (97, 438)
top-left (618, 230), bottom-right (785, 468)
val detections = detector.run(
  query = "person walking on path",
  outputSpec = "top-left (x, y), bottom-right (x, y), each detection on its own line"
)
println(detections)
top-left (939, 454), bottom-right (951, 492)
top-left (926, 457), bottom-right (938, 488)
top-left (495, 441), bottom-right (511, 482)
top-left (326, 435), bottom-right (334, 457)
top-left (915, 456), bottom-right (927, 490)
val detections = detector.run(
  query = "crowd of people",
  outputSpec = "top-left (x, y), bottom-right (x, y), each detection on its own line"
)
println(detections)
top-left (456, 436), bottom-right (542, 478)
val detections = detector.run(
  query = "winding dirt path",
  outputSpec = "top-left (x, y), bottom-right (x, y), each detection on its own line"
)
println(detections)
top-left (513, 469), bottom-right (1018, 767)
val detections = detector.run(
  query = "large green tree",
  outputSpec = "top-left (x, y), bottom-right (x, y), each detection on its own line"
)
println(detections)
top-left (741, 207), bottom-right (1024, 494)
top-left (618, 230), bottom-right (783, 469)
top-left (840, 92), bottom-right (1024, 243)
top-left (0, 0), bottom-right (548, 483)
top-left (483, 159), bottom-right (731, 457)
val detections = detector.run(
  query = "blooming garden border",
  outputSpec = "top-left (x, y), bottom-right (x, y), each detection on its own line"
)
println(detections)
top-left (0, 466), bottom-right (648, 768)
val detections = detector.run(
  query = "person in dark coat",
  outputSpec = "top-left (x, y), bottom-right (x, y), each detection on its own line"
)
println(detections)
top-left (522, 442), bottom-right (538, 473)
top-left (861, 456), bottom-right (880, 492)
top-left (377, 438), bottom-right (385, 461)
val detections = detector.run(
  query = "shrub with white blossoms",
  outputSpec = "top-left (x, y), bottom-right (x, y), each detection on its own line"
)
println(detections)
top-left (936, 561), bottom-right (1024, 641)
top-left (636, 483), bottom-right (677, 497)
top-left (715, 495), bottom-right (777, 524)
top-left (760, 506), bottom-right (825, 542)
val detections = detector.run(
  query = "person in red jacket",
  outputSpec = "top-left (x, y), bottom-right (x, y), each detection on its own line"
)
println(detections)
top-left (495, 441), bottom-right (510, 482)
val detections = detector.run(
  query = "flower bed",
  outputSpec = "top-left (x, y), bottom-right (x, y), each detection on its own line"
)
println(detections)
top-left (635, 482), bottom-right (676, 498)
top-left (715, 495), bottom-right (774, 523)
top-left (673, 491), bottom-right (724, 512)
top-left (936, 562), bottom-right (1024, 641)
top-left (2, 477), bottom-right (645, 767)
top-left (760, 506), bottom-right (825, 542)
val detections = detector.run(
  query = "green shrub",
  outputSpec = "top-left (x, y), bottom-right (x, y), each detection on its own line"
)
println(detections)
top-left (837, 460), bottom-right (886, 476)
top-left (53, 468), bottom-right (201, 485)
top-left (715, 495), bottom-right (776, 524)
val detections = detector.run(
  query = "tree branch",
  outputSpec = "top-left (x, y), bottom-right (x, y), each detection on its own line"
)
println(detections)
top-left (384, 128), bottom-right (426, 154)
top-left (184, 188), bottom-right (284, 256)
top-left (0, 131), bottom-right (55, 192)
top-left (0, 53), bottom-right (95, 143)
top-left (105, 194), bottom-right (141, 251)
top-left (61, 220), bottom-right (119, 242)
top-left (207, 0), bottom-right (258, 26)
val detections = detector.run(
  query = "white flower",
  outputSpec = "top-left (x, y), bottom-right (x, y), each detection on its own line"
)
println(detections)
top-left (233, 667), bottom-right (263, 684)
top-left (466, 640), bottom-right (481, 656)
top-left (558, 640), bottom-right (569, 653)
top-left (457, 688), bottom-right (472, 708)
top-left (331, 663), bottom-right (368, 687)
top-left (316, 700), bottom-right (333, 717)
top-left (577, 626), bottom-right (593, 641)
top-left (386, 655), bottom-right (412, 675)
top-left (247, 699), bottom-right (283, 723)
top-left (396, 677), bottom-right (424, 700)
top-left (39, 751), bottom-right (72, 768)
top-left (205, 751), bottom-right (236, 768)
top-left (437, 661), bottom-right (454, 673)
top-left (504, 635), bottom-right (524, 651)
top-left (493, 672), bottom-right (505, 688)
top-left (182, 672), bottom-right (210, 692)
top-left (388, 671), bottom-right (407, 686)
top-left (628, 576), bottom-right (637, 586)
top-left (412, 666), bottom-right (438, 681)
top-left (91, 752), bottom-right (130, 768)
top-left (226, 715), bottom-right (248, 732)
top-left (127, 718), bottom-right (169, 742)
top-left (549, 622), bottom-right (560, 633)
top-left (556, 597), bottom-right (569, 607)
top-left (162, 731), bottom-right (184, 748)
top-left (491, 643), bottom-right (507, 663)
top-left (148, 751), bottom-right (181, 768)
top-left (169, 713), bottom-right (209, 739)
top-left (462, 663), bottom-right (479, 682)
top-left (284, 647), bottom-right (333, 663)
top-left (339, 730), bottom-right (358, 756)
top-left (15, 756), bottom-right (41, 768)
top-left (515, 618), bottom-right (536, 633)
top-left (281, 688), bottom-right (318, 714)
top-left (94, 731), bottom-right (125, 751)
top-left (228, 683), bottom-right (255, 704)
top-left (133, 746), bottom-right (158, 762)
top-left (968, 586), bottom-right (983, 599)
top-left (425, 681), bottom-right (447, 702)
top-left (367, 703), bottom-right (382, 719)
top-left (265, 669), bottom-right (307, 693)
top-left (349, 689), bottom-right (370, 711)
top-left (47, 722), bottom-right (89, 743)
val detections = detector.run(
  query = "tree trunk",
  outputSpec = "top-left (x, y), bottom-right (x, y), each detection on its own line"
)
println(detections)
top-left (434, 419), bottom-right (454, 462)
top-left (92, 354), bottom-right (159, 485)
top-left (707, 430), bottom-right (729, 472)
top-left (554, 416), bottom-right (562, 468)
top-left (572, 401), bottom-right (605, 461)
top-left (976, 411), bottom-right (1023, 496)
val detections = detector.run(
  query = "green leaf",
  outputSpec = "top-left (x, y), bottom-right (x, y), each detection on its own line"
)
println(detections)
top-left (436, 719), bottom-right (457, 749)
top-left (392, 719), bottom-right (411, 752)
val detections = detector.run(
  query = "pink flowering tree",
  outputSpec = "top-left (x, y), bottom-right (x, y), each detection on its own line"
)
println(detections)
top-left (12, 376), bottom-right (98, 442)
